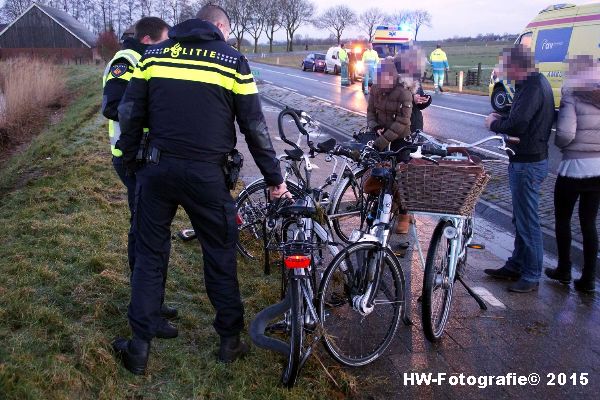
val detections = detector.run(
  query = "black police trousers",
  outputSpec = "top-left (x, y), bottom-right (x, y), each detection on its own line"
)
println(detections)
top-left (128, 156), bottom-right (243, 341)
top-left (112, 156), bottom-right (137, 272)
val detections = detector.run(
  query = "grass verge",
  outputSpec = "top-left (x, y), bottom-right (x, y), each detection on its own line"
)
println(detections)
top-left (0, 65), bottom-right (354, 399)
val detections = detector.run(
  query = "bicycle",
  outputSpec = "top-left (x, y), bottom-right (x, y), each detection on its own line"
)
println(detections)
top-left (398, 134), bottom-right (520, 342)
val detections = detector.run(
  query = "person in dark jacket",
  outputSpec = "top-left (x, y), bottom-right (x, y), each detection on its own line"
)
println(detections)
top-left (545, 56), bottom-right (600, 293)
top-left (393, 46), bottom-right (431, 133)
top-left (112, 5), bottom-right (288, 374)
top-left (101, 18), bottom-right (179, 337)
top-left (483, 44), bottom-right (555, 293)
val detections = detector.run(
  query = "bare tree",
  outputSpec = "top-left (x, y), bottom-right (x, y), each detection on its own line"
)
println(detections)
top-left (263, 0), bottom-right (281, 53)
top-left (281, 0), bottom-right (314, 52)
top-left (246, 0), bottom-right (266, 53)
top-left (410, 9), bottom-right (431, 41)
top-left (386, 10), bottom-right (412, 26)
top-left (224, 0), bottom-right (252, 49)
top-left (0, 0), bottom-right (33, 21)
top-left (313, 5), bottom-right (355, 45)
top-left (357, 7), bottom-right (385, 43)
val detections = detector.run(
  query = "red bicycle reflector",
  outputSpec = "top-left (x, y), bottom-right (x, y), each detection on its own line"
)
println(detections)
top-left (236, 213), bottom-right (244, 225)
top-left (284, 255), bottom-right (311, 269)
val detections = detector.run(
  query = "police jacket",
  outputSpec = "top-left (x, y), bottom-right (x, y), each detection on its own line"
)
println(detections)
top-left (491, 72), bottom-right (555, 163)
top-left (118, 19), bottom-right (283, 186)
top-left (102, 38), bottom-right (147, 121)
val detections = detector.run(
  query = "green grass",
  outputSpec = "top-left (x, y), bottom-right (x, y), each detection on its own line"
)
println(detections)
top-left (0, 66), bottom-right (355, 399)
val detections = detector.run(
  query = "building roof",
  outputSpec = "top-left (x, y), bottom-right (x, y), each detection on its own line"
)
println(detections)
top-left (0, 3), bottom-right (96, 48)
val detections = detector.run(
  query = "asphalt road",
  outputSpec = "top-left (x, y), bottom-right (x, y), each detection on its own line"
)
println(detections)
top-left (251, 63), bottom-right (562, 172)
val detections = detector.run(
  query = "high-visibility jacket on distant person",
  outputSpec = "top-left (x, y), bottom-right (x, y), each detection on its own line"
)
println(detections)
top-left (339, 48), bottom-right (348, 63)
top-left (117, 19), bottom-right (283, 185)
top-left (362, 49), bottom-right (379, 66)
top-left (101, 39), bottom-right (147, 157)
top-left (429, 48), bottom-right (449, 73)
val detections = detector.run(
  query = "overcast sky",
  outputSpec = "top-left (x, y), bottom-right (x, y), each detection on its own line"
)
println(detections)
top-left (300, 0), bottom-right (594, 41)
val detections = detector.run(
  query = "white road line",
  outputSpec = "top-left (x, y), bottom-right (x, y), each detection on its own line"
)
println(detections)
top-left (252, 66), bottom-right (321, 82)
top-left (431, 104), bottom-right (487, 117)
top-left (313, 96), bottom-right (332, 103)
top-left (448, 138), bottom-right (509, 160)
top-left (471, 287), bottom-right (506, 309)
top-left (334, 105), bottom-right (366, 116)
top-left (283, 86), bottom-right (298, 92)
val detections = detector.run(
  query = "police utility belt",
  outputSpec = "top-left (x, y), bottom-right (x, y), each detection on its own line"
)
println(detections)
top-left (137, 138), bottom-right (243, 190)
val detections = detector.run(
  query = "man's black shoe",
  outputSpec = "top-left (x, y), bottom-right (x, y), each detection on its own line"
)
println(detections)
top-left (544, 267), bottom-right (572, 284)
top-left (112, 337), bottom-right (150, 375)
top-left (508, 279), bottom-right (539, 293)
top-left (156, 320), bottom-right (178, 339)
top-left (484, 267), bottom-right (521, 281)
top-left (574, 278), bottom-right (595, 293)
top-left (218, 335), bottom-right (249, 363)
top-left (161, 304), bottom-right (178, 319)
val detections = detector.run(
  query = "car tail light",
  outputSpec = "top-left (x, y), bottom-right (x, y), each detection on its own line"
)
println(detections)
top-left (284, 255), bottom-right (311, 269)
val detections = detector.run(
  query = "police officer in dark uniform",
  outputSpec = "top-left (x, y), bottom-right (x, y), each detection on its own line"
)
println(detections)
top-left (101, 17), bottom-right (179, 339)
top-left (112, 5), bottom-right (288, 374)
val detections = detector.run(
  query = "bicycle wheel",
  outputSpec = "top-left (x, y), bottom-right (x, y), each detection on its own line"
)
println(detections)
top-left (330, 171), bottom-right (366, 244)
top-left (318, 241), bottom-right (405, 366)
top-left (281, 276), bottom-right (303, 388)
top-left (236, 179), bottom-right (302, 259)
top-left (422, 219), bottom-right (454, 342)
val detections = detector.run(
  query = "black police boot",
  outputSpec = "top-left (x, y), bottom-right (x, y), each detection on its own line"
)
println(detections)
top-left (218, 335), bottom-right (249, 363)
top-left (156, 319), bottom-right (178, 339)
top-left (160, 304), bottom-right (178, 319)
top-left (112, 337), bottom-right (150, 375)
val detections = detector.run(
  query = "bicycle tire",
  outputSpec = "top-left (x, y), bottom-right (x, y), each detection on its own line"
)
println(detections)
top-left (318, 241), bottom-right (404, 366)
top-left (281, 276), bottom-right (303, 388)
top-left (330, 170), bottom-right (366, 244)
top-left (236, 179), bottom-right (302, 260)
top-left (422, 219), bottom-right (454, 342)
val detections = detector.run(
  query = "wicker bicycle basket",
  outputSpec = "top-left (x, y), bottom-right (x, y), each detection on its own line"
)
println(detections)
top-left (395, 155), bottom-right (491, 216)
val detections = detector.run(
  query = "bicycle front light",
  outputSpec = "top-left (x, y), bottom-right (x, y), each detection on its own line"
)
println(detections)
top-left (443, 226), bottom-right (458, 239)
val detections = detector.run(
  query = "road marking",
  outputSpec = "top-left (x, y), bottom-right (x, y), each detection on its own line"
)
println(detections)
top-left (334, 105), bottom-right (366, 116)
top-left (313, 96), bottom-right (332, 104)
top-left (448, 138), bottom-right (509, 159)
top-left (263, 80), bottom-right (273, 84)
top-left (283, 86), bottom-right (298, 92)
top-left (471, 287), bottom-right (506, 309)
top-left (431, 104), bottom-right (487, 117)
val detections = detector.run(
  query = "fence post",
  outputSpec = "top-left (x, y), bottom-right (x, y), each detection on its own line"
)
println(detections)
top-left (477, 63), bottom-right (482, 86)
top-left (276, 57), bottom-right (280, 65)
top-left (459, 71), bottom-right (464, 92)
top-left (455, 72), bottom-right (458, 87)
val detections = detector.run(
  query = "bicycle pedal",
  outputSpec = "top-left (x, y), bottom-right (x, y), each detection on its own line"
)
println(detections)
top-left (467, 243), bottom-right (485, 250)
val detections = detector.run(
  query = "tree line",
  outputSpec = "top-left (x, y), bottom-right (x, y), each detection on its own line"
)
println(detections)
top-left (1, 0), bottom-right (433, 52)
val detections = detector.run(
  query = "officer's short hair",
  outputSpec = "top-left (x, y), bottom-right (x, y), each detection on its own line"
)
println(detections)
top-left (196, 4), bottom-right (231, 28)
top-left (134, 17), bottom-right (169, 41)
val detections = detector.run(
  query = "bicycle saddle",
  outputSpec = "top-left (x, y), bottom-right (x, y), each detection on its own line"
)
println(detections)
top-left (284, 148), bottom-right (304, 161)
top-left (317, 138), bottom-right (336, 153)
top-left (278, 200), bottom-right (317, 217)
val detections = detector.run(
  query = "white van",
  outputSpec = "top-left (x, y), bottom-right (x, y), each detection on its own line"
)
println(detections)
top-left (325, 46), bottom-right (341, 75)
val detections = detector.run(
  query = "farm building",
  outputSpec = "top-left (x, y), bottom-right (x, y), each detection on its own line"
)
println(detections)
top-left (0, 3), bottom-right (98, 63)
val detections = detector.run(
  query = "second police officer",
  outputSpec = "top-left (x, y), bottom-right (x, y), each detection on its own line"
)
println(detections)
top-left (112, 5), bottom-right (289, 374)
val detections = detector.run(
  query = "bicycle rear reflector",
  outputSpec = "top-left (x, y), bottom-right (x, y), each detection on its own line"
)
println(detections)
top-left (236, 213), bottom-right (244, 226)
top-left (284, 255), bottom-right (311, 269)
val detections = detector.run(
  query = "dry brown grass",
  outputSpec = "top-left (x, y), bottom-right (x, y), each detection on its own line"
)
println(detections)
top-left (0, 58), bottom-right (65, 148)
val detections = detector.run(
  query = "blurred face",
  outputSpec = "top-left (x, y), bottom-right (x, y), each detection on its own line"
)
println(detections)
top-left (367, 43), bottom-right (373, 50)
top-left (380, 72), bottom-right (395, 89)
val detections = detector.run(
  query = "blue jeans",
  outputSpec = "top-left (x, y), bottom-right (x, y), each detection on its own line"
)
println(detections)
top-left (340, 61), bottom-right (349, 85)
top-left (433, 71), bottom-right (445, 90)
top-left (504, 160), bottom-right (548, 282)
top-left (363, 65), bottom-right (376, 94)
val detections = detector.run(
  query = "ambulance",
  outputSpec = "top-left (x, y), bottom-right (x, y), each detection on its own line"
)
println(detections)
top-left (372, 25), bottom-right (415, 58)
top-left (489, 3), bottom-right (600, 112)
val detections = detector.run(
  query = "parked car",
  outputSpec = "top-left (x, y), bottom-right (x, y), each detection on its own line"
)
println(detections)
top-left (325, 46), bottom-right (341, 75)
top-left (301, 53), bottom-right (326, 72)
